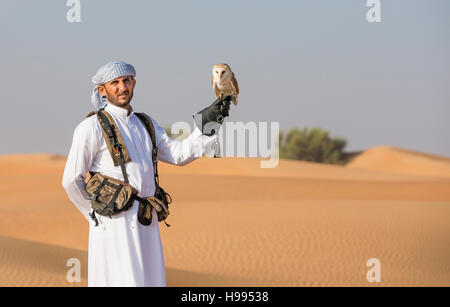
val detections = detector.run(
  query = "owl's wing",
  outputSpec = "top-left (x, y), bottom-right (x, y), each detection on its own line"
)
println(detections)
top-left (230, 73), bottom-right (239, 105)
top-left (231, 72), bottom-right (239, 95)
top-left (212, 78), bottom-right (221, 98)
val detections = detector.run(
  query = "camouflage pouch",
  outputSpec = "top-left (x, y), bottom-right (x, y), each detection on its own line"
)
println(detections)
top-left (137, 185), bottom-right (172, 227)
top-left (154, 185), bottom-right (172, 223)
top-left (85, 173), bottom-right (138, 225)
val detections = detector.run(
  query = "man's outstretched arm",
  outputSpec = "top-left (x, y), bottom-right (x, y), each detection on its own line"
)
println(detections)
top-left (151, 118), bottom-right (217, 166)
top-left (151, 97), bottom-right (231, 166)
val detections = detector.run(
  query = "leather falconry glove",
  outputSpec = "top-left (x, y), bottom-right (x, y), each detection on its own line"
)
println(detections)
top-left (193, 95), bottom-right (233, 136)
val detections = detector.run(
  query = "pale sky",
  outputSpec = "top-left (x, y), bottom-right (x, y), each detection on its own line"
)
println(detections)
top-left (0, 0), bottom-right (449, 157)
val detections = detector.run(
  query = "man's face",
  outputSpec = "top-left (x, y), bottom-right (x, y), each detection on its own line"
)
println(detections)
top-left (98, 75), bottom-right (136, 107)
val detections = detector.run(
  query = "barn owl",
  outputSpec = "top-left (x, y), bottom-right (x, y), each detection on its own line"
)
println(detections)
top-left (212, 63), bottom-right (239, 106)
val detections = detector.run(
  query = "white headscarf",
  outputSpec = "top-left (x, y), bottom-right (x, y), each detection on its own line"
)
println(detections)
top-left (91, 61), bottom-right (136, 109)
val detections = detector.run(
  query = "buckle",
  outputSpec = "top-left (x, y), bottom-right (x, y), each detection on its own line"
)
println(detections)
top-left (113, 144), bottom-right (122, 158)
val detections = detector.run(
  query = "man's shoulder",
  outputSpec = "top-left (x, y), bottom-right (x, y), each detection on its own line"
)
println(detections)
top-left (74, 112), bottom-right (101, 136)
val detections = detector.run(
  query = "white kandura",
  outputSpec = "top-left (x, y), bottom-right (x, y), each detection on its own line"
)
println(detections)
top-left (62, 102), bottom-right (217, 287)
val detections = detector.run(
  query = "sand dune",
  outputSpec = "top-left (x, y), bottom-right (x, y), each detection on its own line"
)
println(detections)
top-left (161, 156), bottom-right (443, 181)
top-left (347, 145), bottom-right (450, 178)
top-left (0, 236), bottom-right (87, 287)
top-left (0, 147), bottom-right (449, 286)
top-left (0, 236), bottom-right (244, 287)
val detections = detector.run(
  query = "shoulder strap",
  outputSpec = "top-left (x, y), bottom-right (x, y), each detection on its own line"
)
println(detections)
top-left (134, 113), bottom-right (157, 152)
top-left (86, 110), bottom-right (131, 167)
top-left (95, 109), bottom-right (130, 183)
top-left (134, 112), bottom-right (160, 186)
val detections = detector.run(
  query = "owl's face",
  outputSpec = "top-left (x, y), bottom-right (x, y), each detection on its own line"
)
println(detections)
top-left (213, 64), bottom-right (232, 82)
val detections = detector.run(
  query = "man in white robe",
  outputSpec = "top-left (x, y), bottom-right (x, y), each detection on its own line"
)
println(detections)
top-left (62, 61), bottom-right (230, 287)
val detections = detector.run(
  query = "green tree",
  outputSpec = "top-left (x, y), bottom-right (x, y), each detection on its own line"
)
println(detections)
top-left (279, 127), bottom-right (347, 164)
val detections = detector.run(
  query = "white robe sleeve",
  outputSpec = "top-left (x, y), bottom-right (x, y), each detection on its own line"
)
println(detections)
top-left (62, 118), bottom-right (100, 221)
top-left (150, 116), bottom-right (218, 166)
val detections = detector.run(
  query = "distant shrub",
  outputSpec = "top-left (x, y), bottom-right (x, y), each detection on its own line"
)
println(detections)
top-left (279, 127), bottom-right (347, 164)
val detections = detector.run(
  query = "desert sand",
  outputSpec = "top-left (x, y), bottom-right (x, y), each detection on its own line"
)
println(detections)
top-left (0, 145), bottom-right (449, 286)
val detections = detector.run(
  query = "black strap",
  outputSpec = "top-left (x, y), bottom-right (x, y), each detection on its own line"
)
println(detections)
top-left (89, 211), bottom-right (99, 227)
top-left (135, 113), bottom-right (159, 187)
top-left (131, 193), bottom-right (148, 204)
top-left (107, 184), bottom-right (124, 212)
top-left (135, 113), bottom-right (157, 148)
top-left (91, 177), bottom-right (108, 201)
top-left (96, 110), bottom-right (129, 183)
top-left (134, 113), bottom-right (172, 227)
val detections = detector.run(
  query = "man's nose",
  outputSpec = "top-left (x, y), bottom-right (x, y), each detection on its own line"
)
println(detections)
top-left (118, 81), bottom-right (128, 91)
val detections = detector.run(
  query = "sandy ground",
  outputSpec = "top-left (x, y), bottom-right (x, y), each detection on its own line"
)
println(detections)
top-left (0, 146), bottom-right (449, 286)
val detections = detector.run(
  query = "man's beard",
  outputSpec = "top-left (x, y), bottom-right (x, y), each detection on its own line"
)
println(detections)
top-left (104, 88), bottom-right (134, 107)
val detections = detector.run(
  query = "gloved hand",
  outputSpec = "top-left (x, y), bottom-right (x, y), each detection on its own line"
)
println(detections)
top-left (193, 95), bottom-right (233, 136)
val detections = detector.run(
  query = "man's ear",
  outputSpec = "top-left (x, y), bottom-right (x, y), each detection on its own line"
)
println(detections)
top-left (97, 85), bottom-right (106, 96)
top-left (132, 78), bottom-right (136, 89)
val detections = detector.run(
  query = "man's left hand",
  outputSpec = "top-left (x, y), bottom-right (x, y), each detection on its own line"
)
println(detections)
top-left (193, 95), bottom-right (233, 136)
